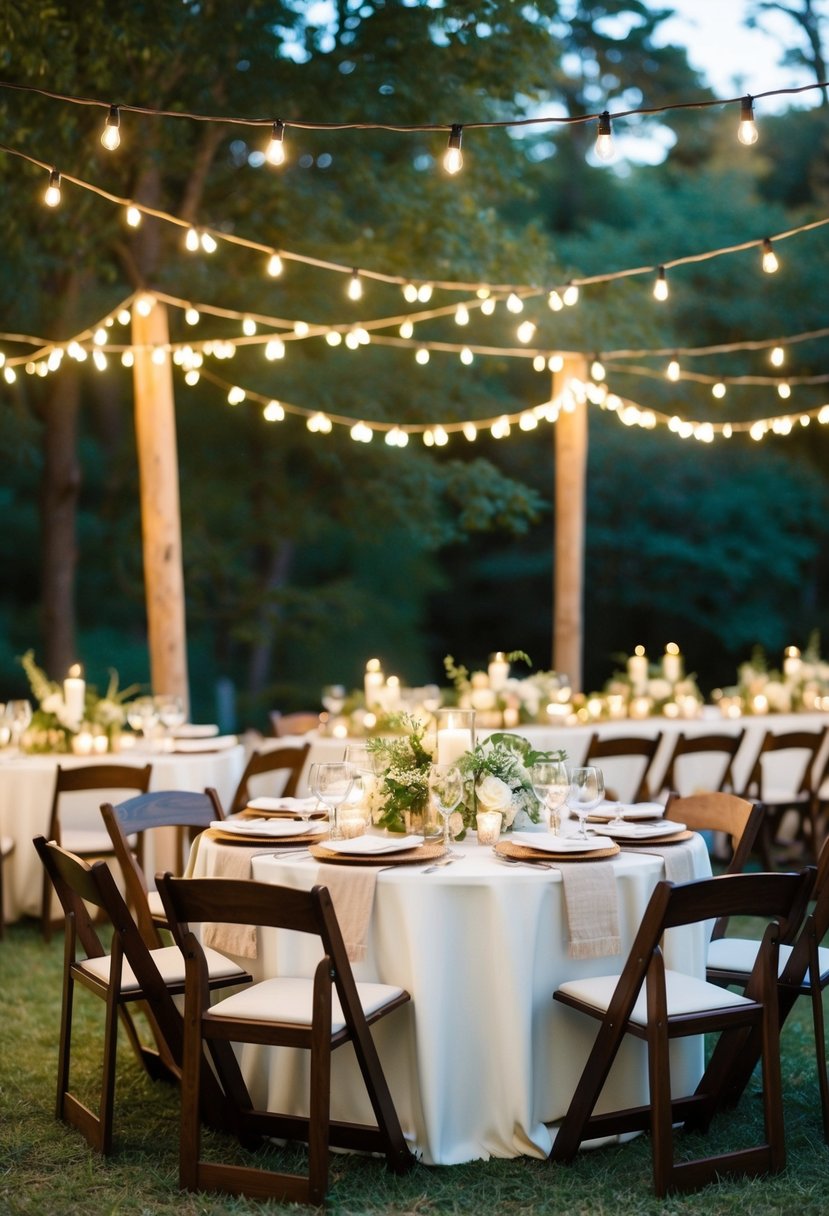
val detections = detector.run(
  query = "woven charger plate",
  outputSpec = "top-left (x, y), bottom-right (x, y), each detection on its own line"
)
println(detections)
top-left (205, 826), bottom-right (327, 848)
top-left (495, 839), bottom-right (620, 863)
top-left (308, 840), bottom-right (446, 866)
top-left (239, 807), bottom-right (326, 821)
top-left (614, 829), bottom-right (694, 847)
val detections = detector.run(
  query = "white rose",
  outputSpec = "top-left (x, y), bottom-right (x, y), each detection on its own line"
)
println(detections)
top-left (42, 692), bottom-right (64, 714)
top-left (764, 680), bottom-right (791, 712)
top-left (647, 677), bottom-right (672, 701)
top-left (476, 774), bottom-right (513, 815)
top-left (470, 688), bottom-right (497, 711)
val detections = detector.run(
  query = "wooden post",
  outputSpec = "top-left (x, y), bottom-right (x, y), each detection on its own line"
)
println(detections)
top-left (131, 298), bottom-right (190, 713)
top-left (553, 355), bottom-right (589, 693)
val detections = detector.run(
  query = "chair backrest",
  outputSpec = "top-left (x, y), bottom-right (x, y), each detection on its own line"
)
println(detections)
top-left (101, 788), bottom-right (224, 947)
top-left (48, 763), bottom-right (153, 848)
top-left (664, 791), bottom-right (763, 874)
top-left (659, 729), bottom-right (746, 796)
top-left (229, 742), bottom-right (311, 814)
top-left (582, 732), bottom-right (662, 802)
top-left (270, 711), bottom-right (320, 738)
top-left (743, 728), bottom-right (828, 800)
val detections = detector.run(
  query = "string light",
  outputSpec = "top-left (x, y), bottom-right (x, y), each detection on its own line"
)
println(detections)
top-left (265, 120), bottom-right (286, 166)
top-left (516, 320), bottom-right (536, 343)
top-left (200, 230), bottom-right (217, 253)
top-left (399, 320), bottom-right (414, 339)
top-left (455, 304), bottom-right (469, 325)
top-left (415, 347), bottom-right (430, 365)
top-left (562, 282), bottom-right (579, 307)
top-left (480, 297), bottom-right (496, 315)
top-left (778, 382), bottom-right (791, 399)
top-left (242, 316), bottom-right (257, 337)
top-left (594, 111), bottom-right (615, 162)
top-left (44, 169), bottom-right (61, 207)
top-left (403, 283), bottom-right (418, 303)
top-left (770, 345), bottom-right (785, 366)
top-left (100, 105), bottom-right (121, 151)
top-left (185, 306), bottom-right (200, 326)
top-left (443, 124), bottom-right (463, 175)
top-left (460, 347), bottom-right (474, 365)
top-left (667, 358), bottom-right (681, 382)
top-left (590, 358), bottom-right (606, 382)
top-left (653, 266), bottom-right (669, 301)
top-left (548, 290), bottom-right (563, 312)
top-left (185, 226), bottom-right (199, 252)
top-left (263, 399), bottom-right (285, 422)
top-left (712, 382), bottom-right (727, 398)
top-left (267, 252), bottom-right (283, 277)
top-left (265, 338), bottom-right (285, 359)
top-left (506, 292), bottom-right (524, 314)
top-left (347, 269), bottom-right (363, 301)
top-left (738, 95), bottom-right (759, 145)
top-left (125, 204), bottom-right (141, 228)
top-left (761, 238), bottom-right (779, 273)
top-left (417, 284), bottom-right (433, 303)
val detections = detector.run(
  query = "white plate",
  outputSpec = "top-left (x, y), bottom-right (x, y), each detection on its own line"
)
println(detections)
top-left (173, 723), bottom-right (219, 738)
top-left (246, 796), bottom-right (320, 814)
top-left (589, 801), bottom-right (665, 821)
top-left (600, 820), bottom-right (687, 841)
top-left (321, 834), bottom-right (424, 856)
top-left (173, 734), bottom-right (238, 752)
top-left (512, 831), bottom-right (614, 853)
top-left (211, 818), bottom-right (326, 838)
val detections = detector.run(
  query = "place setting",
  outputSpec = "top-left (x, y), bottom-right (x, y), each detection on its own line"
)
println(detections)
top-left (239, 795), bottom-right (326, 820)
top-left (206, 817), bottom-right (329, 847)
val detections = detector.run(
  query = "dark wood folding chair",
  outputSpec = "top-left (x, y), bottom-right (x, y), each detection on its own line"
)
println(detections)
top-left (101, 788), bottom-right (225, 947)
top-left (659, 729), bottom-right (746, 797)
top-left (0, 831), bottom-right (14, 939)
top-left (582, 732), bottom-right (662, 803)
top-left (33, 836), bottom-right (250, 1155)
top-left (229, 741), bottom-right (311, 815)
top-left (663, 791), bottom-right (764, 897)
top-left (706, 843), bottom-right (829, 1143)
top-left (40, 763), bottom-right (152, 941)
top-left (741, 727), bottom-right (828, 867)
top-left (157, 872), bottom-right (414, 1205)
top-left (550, 870), bottom-right (813, 1196)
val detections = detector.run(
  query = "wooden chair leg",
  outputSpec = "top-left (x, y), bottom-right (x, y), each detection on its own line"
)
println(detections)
top-left (56, 956), bottom-right (75, 1124)
top-left (760, 945), bottom-right (785, 1174)
top-left (99, 985), bottom-right (120, 1154)
top-left (308, 975), bottom-right (333, 1205)
top-left (646, 958), bottom-right (674, 1196)
top-left (179, 994), bottom-right (203, 1192)
top-left (806, 931), bottom-right (829, 1145)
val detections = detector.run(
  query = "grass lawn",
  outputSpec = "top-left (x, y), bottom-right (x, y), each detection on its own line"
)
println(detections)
top-left (2, 919), bottom-right (829, 1216)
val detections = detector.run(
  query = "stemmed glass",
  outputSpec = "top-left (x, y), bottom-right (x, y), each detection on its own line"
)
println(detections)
top-left (321, 684), bottom-right (346, 716)
top-left (567, 766), bottom-right (605, 839)
top-left (155, 694), bottom-right (186, 750)
top-left (126, 696), bottom-right (159, 746)
top-left (308, 762), bottom-right (354, 841)
top-left (428, 763), bottom-right (464, 852)
top-left (7, 699), bottom-right (33, 748)
top-left (529, 761), bottom-right (570, 834)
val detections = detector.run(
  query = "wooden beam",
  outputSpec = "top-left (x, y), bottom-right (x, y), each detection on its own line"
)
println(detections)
top-left (553, 355), bottom-right (589, 693)
top-left (131, 299), bottom-right (189, 713)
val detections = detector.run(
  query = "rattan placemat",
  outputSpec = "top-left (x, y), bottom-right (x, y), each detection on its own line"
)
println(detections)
top-left (613, 829), bottom-right (694, 846)
top-left (308, 840), bottom-right (446, 866)
top-left (495, 839), bottom-right (620, 863)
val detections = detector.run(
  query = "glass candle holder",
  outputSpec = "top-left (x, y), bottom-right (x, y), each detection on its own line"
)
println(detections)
top-left (436, 708), bottom-right (476, 766)
top-left (476, 810), bottom-right (502, 846)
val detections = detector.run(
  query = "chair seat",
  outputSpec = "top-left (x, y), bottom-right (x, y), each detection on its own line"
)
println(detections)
top-left (1, 835), bottom-right (14, 857)
top-left (759, 788), bottom-right (811, 807)
top-left (81, 944), bottom-right (248, 993)
top-left (708, 936), bottom-right (829, 984)
top-left (60, 829), bottom-right (121, 856)
top-left (209, 975), bottom-right (406, 1034)
top-left (558, 968), bottom-right (752, 1027)
top-left (147, 889), bottom-right (165, 920)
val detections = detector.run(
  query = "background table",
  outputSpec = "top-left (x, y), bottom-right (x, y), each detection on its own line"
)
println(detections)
top-left (0, 743), bottom-right (245, 923)
top-left (189, 831), bottom-right (711, 1164)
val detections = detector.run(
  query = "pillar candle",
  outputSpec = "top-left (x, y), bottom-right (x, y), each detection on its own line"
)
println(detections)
top-left (627, 647), bottom-right (648, 694)
top-left (437, 728), bottom-right (472, 766)
top-left (364, 658), bottom-right (384, 708)
top-left (487, 652), bottom-right (510, 692)
top-left (662, 643), bottom-right (683, 683)
top-left (63, 664), bottom-right (86, 724)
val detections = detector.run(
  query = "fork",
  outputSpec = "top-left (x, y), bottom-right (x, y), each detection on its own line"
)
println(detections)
top-left (493, 851), bottom-right (554, 871)
top-left (421, 855), bottom-right (462, 874)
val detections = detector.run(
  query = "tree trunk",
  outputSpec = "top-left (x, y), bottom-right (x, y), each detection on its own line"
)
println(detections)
top-left (553, 356), bottom-right (589, 693)
top-left (39, 364), bottom-right (82, 678)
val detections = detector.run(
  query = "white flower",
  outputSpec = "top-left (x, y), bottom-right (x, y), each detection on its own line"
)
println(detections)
top-left (476, 774), bottom-right (513, 815)
top-left (646, 677), bottom-right (672, 701)
top-left (470, 687), bottom-right (497, 711)
top-left (763, 680), bottom-right (792, 712)
top-left (41, 692), bottom-right (64, 714)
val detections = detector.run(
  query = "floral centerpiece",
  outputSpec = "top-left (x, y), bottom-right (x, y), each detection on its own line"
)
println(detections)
top-left (456, 732), bottom-right (566, 834)
top-left (19, 650), bottom-right (139, 753)
top-left (365, 714), bottom-right (435, 833)
top-left (444, 651), bottom-right (572, 727)
top-left (721, 635), bottom-right (829, 715)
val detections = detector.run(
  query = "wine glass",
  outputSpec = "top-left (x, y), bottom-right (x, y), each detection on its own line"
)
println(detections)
top-left (567, 766), bottom-right (605, 839)
top-left (529, 761), bottom-right (570, 834)
top-left (308, 762), bottom-right (354, 841)
top-left (155, 694), bottom-right (186, 749)
top-left (126, 695), bottom-right (159, 745)
top-left (321, 684), bottom-right (346, 715)
top-left (428, 763), bottom-right (464, 851)
top-left (7, 699), bottom-right (33, 748)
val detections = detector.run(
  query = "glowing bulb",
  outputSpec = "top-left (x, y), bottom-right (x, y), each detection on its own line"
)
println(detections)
top-left (93, 327), bottom-right (107, 346)
top-left (242, 317), bottom-right (257, 337)
top-left (778, 382), bottom-right (791, 399)
top-left (151, 348), bottom-right (166, 365)
top-left (93, 349), bottom-right (108, 371)
top-left (264, 399), bottom-right (285, 422)
top-left (345, 330), bottom-right (360, 349)
top-left (594, 111), bottom-right (615, 162)
top-left (667, 358), bottom-right (680, 382)
top-left (116, 310), bottom-right (131, 325)
top-left (347, 269), bottom-right (363, 301)
top-left (738, 95), bottom-right (758, 145)
top-left (402, 283), bottom-right (418, 303)
top-left (183, 367), bottom-right (198, 384)
top-left (548, 354), bottom-right (564, 372)
top-left (443, 124), bottom-right (463, 174)
top-left (185, 227), bottom-right (200, 252)
top-left (135, 294), bottom-right (154, 316)
top-left (463, 422), bottom-right (477, 441)
top-left (227, 386), bottom-right (246, 405)
top-left (562, 282), bottom-right (579, 307)
top-left (548, 290), bottom-right (563, 311)
top-left (101, 104), bottom-right (121, 150)
top-left (460, 347), bottom-right (474, 365)
top-left (265, 119), bottom-right (286, 166)
top-left (125, 205), bottom-right (141, 228)
top-left (761, 238), bottom-right (779, 274)
top-left (294, 321), bottom-right (309, 337)
top-left (417, 284), bottom-right (433, 303)
top-left (326, 331), bottom-right (342, 346)
top-left (770, 345), bottom-right (785, 367)
top-left (516, 320), bottom-right (536, 343)
top-left (200, 231), bottom-right (217, 253)
top-left (265, 339), bottom-right (285, 360)
top-left (480, 297), bottom-right (496, 315)
top-left (185, 306), bottom-right (200, 326)
top-left (44, 170), bottom-right (61, 207)
top-left (4, 365), bottom-right (17, 383)
top-left (532, 355), bottom-right (546, 372)
top-left (590, 358), bottom-right (605, 382)
top-left (455, 304), bottom-right (469, 325)
top-left (506, 292), bottom-right (523, 314)
top-left (267, 252), bottom-right (283, 277)
top-left (712, 382), bottom-right (727, 399)
top-left (415, 347), bottom-right (430, 365)
top-left (653, 266), bottom-right (669, 301)
top-left (399, 320), bottom-right (414, 339)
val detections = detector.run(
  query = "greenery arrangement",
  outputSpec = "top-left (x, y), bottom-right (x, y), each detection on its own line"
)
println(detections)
top-left (366, 714), bottom-right (435, 834)
top-left (457, 732), bottom-right (565, 831)
top-left (18, 649), bottom-right (139, 753)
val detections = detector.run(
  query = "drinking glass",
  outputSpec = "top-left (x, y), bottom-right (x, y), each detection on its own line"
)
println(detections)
top-left (7, 699), bottom-right (33, 748)
top-left (567, 766), bottom-right (605, 839)
top-left (126, 696), bottom-right (159, 744)
top-left (308, 762), bottom-right (354, 841)
top-left (428, 763), bottom-right (464, 851)
top-left (321, 684), bottom-right (346, 715)
top-left (155, 694), bottom-right (186, 748)
top-left (529, 760), bottom-right (570, 833)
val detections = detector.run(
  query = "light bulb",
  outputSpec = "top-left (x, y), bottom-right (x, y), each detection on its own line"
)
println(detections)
top-left (399, 320), bottom-right (414, 339)
top-left (562, 282), bottom-right (579, 307)
top-left (185, 227), bottom-right (199, 252)
top-left (590, 358), bottom-right (605, 382)
top-left (517, 320), bottom-right (536, 343)
top-left (294, 321), bottom-right (309, 337)
top-left (265, 119), bottom-right (286, 166)
top-left (417, 284), bottom-right (433, 303)
top-left (667, 358), bottom-right (681, 382)
top-left (415, 347), bottom-right (430, 365)
top-left (347, 269), bottom-right (363, 301)
top-left (242, 316), bottom-right (257, 337)
top-left (402, 283), bottom-right (418, 303)
top-left (712, 382), bottom-right (727, 399)
top-left (125, 204), bottom-right (141, 228)
top-left (185, 306), bottom-right (200, 326)
top-left (455, 304), bottom-right (469, 325)
top-left (265, 338), bottom-right (285, 360)
top-left (267, 252), bottom-right (283, 277)
top-left (264, 400), bottom-right (285, 422)
top-left (770, 345), bottom-right (785, 367)
top-left (460, 347), bottom-right (474, 365)
top-left (506, 292), bottom-right (523, 314)
top-left (738, 95), bottom-right (758, 145)
top-left (653, 266), bottom-right (669, 301)
top-left (200, 231), bottom-right (217, 253)
top-left (101, 105), bottom-right (121, 150)
top-left (480, 297), bottom-right (496, 315)
top-left (4, 365), bottom-right (17, 383)
top-left (326, 331), bottom-right (342, 346)
top-left (761, 238), bottom-right (779, 273)
top-left (778, 382), bottom-right (791, 399)
top-left (44, 170), bottom-right (61, 207)
top-left (548, 290), bottom-right (563, 312)
top-left (594, 111), bottom-right (615, 162)
top-left (443, 124), bottom-right (463, 174)
top-left (93, 327), bottom-right (107, 346)
top-left (93, 349), bottom-right (107, 371)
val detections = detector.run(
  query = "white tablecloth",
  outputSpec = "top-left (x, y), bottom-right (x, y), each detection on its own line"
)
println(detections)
top-left (188, 830), bottom-right (712, 1164)
top-left (0, 744), bottom-right (245, 922)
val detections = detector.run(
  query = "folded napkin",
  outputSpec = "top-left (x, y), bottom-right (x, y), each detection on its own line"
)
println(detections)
top-left (317, 863), bottom-right (379, 962)
top-left (211, 818), bottom-right (326, 839)
top-left (601, 820), bottom-right (686, 841)
top-left (590, 801), bottom-right (664, 822)
top-left (246, 796), bottom-right (320, 815)
top-left (512, 830), bottom-right (613, 854)
top-left (201, 841), bottom-right (276, 958)
top-left (173, 723), bottom-right (219, 738)
top-left (627, 837), bottom-right (699, 884)
top-left (321, 834), bottom-right (423, 856)
top-left (557, 861), bottom-right (621, 960)
top-left (172, 734), bottom-right (238, 753)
